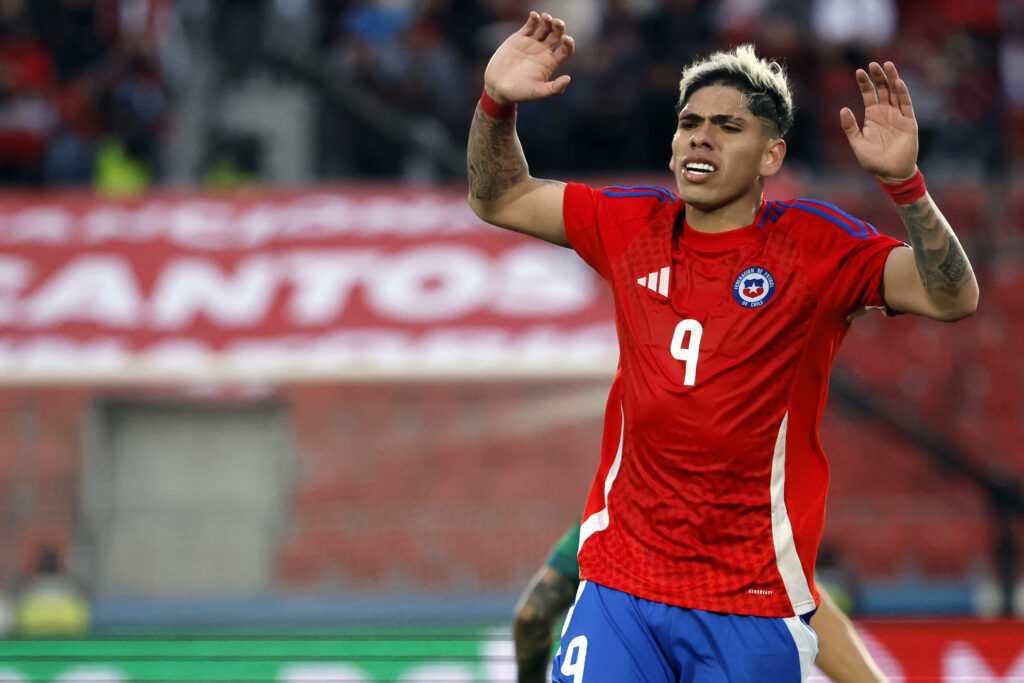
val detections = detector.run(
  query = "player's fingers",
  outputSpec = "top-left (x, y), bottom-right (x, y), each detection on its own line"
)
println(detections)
top-left (519, 11), bottom-right (539, 35)
top-left (854, 68), bottom-right (876, 109)
top-left (868, 62), bottom-right (892, 106)
top-left (548, 74), bottom-right (571, 96)
top-left (893, 77), bottom-right (916, 119)
top-left (553, 34), bottom-right (575, 62)
top-left (885, 62), bottom-right (916, 118)
top-left (839, 107), bottom-right (860, 139)
top-left (543, 17), bottom-right (566, 48)
top-left (533, 12), bottom-right (553, 41)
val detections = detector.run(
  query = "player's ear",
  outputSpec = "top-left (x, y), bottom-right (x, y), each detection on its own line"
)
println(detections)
top-left (759, 137), bottom-right (786, 179)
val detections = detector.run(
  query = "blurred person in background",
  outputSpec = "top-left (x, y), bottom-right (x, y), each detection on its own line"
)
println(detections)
top-left (514, 520), bottom-right (889, 682)
top-left (15, 546), bottom-right (90, 637)
top-left (0, 0), bottom-right (58, 184)
top-left (468, 10), bottom-right (977, 681)
top-left (0, 0), bottom-right (172, 189)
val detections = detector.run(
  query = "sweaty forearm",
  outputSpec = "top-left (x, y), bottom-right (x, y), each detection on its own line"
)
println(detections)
top-left (896, 194), bottom-right (976, 316)
top-left (514, 610), bottom-right (557, 683)
top-left (467, 103), bottom-right (531, 207)
top-left (513, 567), bottom-right (579, 683)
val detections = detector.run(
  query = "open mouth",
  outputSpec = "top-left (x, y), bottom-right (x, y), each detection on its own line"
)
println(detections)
top-left (684, 162), bottom-right (717, 176)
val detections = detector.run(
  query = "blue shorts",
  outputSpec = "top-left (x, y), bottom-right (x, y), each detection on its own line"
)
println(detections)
top-left (551, 581), bottom-right (818, 682)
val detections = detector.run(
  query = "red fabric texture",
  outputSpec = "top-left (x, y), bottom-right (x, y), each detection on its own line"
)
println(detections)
top-left (563, 182), bottom-right (902, 616)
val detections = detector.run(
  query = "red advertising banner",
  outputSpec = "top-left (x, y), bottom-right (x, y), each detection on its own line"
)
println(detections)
top-left (810, 620), bottom-right (1024, 681)
top-left (0, 186), bottom-right (618, 383)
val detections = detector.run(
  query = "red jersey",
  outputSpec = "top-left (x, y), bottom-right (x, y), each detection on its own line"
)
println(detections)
top-left (564, 182), bottom-right (904, 617)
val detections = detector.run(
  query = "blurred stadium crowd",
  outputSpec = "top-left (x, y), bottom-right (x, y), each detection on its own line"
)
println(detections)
top-left (333, 0), bottom-right (1009, 180)
top-left (0, 0), bottom-right (168, 187)
top-left (0, 0), bottom-right (1017, 187)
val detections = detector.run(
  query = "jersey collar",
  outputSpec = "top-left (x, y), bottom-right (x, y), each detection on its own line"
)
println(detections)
top-left (678, 200), bottom-right (771, 252)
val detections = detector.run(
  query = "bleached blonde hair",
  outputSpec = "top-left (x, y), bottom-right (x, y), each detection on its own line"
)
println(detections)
top-left (677, 45), bottom-right (794, 138)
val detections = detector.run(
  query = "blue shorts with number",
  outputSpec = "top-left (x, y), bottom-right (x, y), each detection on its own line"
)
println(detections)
top-left (551, 581), bottom-right (818, 682)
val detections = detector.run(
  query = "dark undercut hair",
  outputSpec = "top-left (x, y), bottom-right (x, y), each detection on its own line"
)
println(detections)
top-left (677, 45), bottom-right (794, 139)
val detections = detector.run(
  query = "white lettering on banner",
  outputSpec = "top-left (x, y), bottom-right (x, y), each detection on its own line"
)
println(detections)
top-left (0, 206), bottom-right (72, 243)
top-left (418, 328), bottom-right (513, 367)
top-left (0, 325), bottom-right (619, 380)
top-left (942, 641), bottom-right (1024, 681)
top-left (369, 247), bottom-right (487, 321)
top-left (285, 250), bottom-right (379, 324)
top-left (282, 196), bottom-right (351, 239)
top-left (288, 247), bottom-right (594, 324)
top-left (151, 257), bottom-right (278, 327)
top-left (0, 257), bottom-right (32, 324)
top-left (82, 206), bottom-right (133, 243)
top-left (227, 330), bottom-right (412, 371)
top-left (82, 200), bottom-right (282, 248)
top-left (0, 247), bottom-right (602, 329)
top-left (237, 203), bottom-right (282, 246)
top-left (494, 245), bottom-right (594, 315)
top-left (0, 194), bottom-right (488, 248)
top-left (164, 200), bottom-right (239, 249)
top-left (26, 256), bottom-right (141, 327)
top-left (284, 195), bottom-right (481, 239)
top-left (1, 337), bottom-right (128, 375)
top-left (135, 339), bottom-right (215, 376)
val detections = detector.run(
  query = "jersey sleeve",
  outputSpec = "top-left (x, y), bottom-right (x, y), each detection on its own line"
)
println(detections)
top-left (563, 182), bottom-right (613, 280)
top-left (563, 182), bottom-right (678, 280)
top-left (793, 200), bottom-right (905, 315)
top-left (545, 518), bottom-right (582, 579)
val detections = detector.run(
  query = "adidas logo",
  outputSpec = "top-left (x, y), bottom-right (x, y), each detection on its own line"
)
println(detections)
top-left (637, 266), bottom-right (670, 297)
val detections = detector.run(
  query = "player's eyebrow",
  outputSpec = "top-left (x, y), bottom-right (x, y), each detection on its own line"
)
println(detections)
top-left (678, 112), bottom-right (749, 126)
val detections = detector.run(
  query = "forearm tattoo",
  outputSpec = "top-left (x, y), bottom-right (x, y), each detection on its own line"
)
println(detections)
top-left (467, 104), bottom-right (529, 201)
top-left (896, 196), bottom-right (971, 297)
top-left (514, 569), bottom-right (579, 683)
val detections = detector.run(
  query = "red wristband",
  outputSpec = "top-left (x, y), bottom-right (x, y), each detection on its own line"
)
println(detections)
top-left (877, 169), bottom-right (927, 205)
top-left (480, 87), bottom-right (517, 120)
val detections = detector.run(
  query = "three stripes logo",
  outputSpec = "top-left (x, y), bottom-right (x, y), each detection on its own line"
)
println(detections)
top-left (637, 266), bottom-right (670, 298)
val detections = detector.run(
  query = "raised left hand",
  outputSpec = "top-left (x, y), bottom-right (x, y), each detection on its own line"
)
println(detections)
top-left (840, 61), bottom-right (919, 181)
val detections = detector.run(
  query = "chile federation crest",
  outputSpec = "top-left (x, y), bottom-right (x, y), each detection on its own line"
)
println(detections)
top-left (732, 266), bottom-right (776, 308)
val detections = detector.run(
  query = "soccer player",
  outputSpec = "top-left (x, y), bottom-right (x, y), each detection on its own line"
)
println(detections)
top-left (513, 521), bottom-right (889, 683)
top-left (468, 11), bottom-right (977, 682)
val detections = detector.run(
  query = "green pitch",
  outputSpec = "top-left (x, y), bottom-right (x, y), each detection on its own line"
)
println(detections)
top-left (0, 625), bottom-right (516, 682)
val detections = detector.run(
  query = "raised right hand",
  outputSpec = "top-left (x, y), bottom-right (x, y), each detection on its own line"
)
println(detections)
top-left (484, 11), bottom-right (575, 105)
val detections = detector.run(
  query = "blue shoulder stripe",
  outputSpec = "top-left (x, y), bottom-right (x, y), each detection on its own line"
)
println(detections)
top-left (795, 198), bottom-right (879, 236)
top-left (766, 201), bottom-right (789, 226)
top-left (789, 200), bottom-right (875, 239)
top-left (632, 185), bottom-right (678, 202)
top-left (603, 185), bottom-right (678, 203)
top-left (790, 198), bottom-right (880, 239)
top-left (755, 201), bottom-right (772, 230)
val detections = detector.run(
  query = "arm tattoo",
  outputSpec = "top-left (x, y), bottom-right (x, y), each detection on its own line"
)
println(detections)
top-left (467, 104), bottom-right (529, 201)
top-left (896, 196), bottom-right (971, 297)
top-left (514, 568), bottom-right (579, 683)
